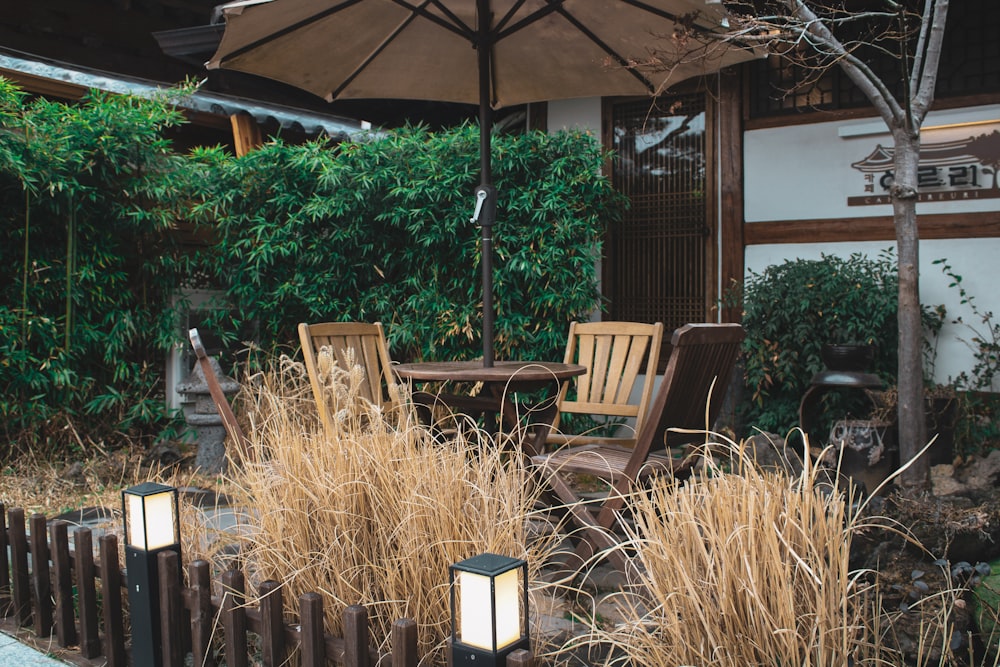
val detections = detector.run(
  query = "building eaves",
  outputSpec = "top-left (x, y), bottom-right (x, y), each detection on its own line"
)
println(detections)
top-left (0, 48), bottom-right (369, 140)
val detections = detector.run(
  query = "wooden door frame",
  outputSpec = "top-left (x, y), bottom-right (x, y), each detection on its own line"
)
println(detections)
top-left (600, 75), bottom-right (744, 328)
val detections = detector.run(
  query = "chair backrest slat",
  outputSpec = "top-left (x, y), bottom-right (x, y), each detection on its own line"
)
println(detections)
top-left (298, 322), bottom-right (397, 430)
top-left (555, 321), bottom-right (664, 439)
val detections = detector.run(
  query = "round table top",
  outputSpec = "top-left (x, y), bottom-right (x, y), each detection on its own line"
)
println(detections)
top-left (393, 360), bottom-right (585, 383)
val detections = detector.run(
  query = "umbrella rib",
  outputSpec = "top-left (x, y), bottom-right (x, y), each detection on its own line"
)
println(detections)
top-left (549, 6), bottom-right (658, 95)
top-left (621, 0), bottom-right (727, 32)
top-left (492, 0), bottom-right (543, 37)
top-left (619, 0), bottom-right (683, 22)
top-left (218, 0), bottom-right (366, 64)
top-left (395, 0), bottom-right (475, 41)
top-left (331, 0), bottom-right (477, 100)
top-left (330, 1), bottom-right (429, 99)
top-left (421, 0), bottom-right (476, 40)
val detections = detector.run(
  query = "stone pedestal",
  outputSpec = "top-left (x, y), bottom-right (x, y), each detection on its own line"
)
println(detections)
top-left (176, 356), bottom-right (240, 474)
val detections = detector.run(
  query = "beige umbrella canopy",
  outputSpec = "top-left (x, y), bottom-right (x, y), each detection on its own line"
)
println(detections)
top-left (208, 0), bottom-right (753, 365)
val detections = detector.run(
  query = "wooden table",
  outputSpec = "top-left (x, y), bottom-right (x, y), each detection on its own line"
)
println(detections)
top-left (392, 360), bottom-right (586, 457)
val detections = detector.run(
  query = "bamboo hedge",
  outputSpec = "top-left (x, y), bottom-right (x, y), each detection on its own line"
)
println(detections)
top-left (0, 79), bottom-right (623, 456)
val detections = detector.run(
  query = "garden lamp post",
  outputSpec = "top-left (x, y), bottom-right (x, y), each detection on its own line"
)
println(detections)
top-left (449, 553), bottom-right (529, 667)
top-left (122, 482), bottom-right (180, 667)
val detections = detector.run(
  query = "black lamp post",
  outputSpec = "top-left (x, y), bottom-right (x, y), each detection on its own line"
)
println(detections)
top-left (450, 553), bottom-right (529, 667)
top-left (122, 482), bottom-right (181, 667)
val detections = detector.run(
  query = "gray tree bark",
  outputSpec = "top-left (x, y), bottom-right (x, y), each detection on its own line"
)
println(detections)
top-left (891, 129), bottom-right (930, 490)
top-left (768, 0), bottom-right (949, 491)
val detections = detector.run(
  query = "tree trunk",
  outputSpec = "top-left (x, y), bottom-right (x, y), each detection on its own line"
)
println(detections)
top-left (891, 129), bottom-right (929, 491)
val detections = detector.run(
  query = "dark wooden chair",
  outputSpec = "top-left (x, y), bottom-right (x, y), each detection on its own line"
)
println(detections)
top-left (188, 328), bottom-right (251, 461)
top-left (532, 323), bottom-right (745, 575)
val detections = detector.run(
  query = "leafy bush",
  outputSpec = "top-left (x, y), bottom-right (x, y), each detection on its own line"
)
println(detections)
top-left (934, 259), bottom-right (1000, 454)
top-left (0, 80), bottom-right (196, 454)
top-left (191, 124), bottom-right (623, 363)
top-left (737, 250), bottom-right (899, 437)
top-left (0, 79), bottom-right (622, 457)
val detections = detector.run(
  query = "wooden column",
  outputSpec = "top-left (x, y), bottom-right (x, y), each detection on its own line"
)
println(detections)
top-left (230, 112), bottom-right (263, 157)
top-left (718, 68), bottom-right (745, 324)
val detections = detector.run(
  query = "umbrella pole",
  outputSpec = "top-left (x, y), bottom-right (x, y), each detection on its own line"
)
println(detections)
top-left (477, 0), bottom-right (495, 367)
top-left (477, 183), bottom-right (495, 368)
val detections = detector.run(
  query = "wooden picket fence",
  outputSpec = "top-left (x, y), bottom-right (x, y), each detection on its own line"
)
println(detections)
top-left (0, 504), bottom-right (535, 666)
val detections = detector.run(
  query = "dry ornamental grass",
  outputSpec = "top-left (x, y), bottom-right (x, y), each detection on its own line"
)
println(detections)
top-left (225, 353), bottom-right (561, 664)
top-left (6, 352), bottom-right (996, 667)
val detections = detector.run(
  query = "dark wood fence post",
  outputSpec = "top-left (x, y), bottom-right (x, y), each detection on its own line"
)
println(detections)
top-left (259, 580), bottom-right (286, 667)
top-left (344, 604), bottom-right (369, 667)
top-left (0, 503), bottom-right (11, 617)
top-left (74, 528), bottom-right (101, 659)
top-left (189, 560), bottom-right (215, 667)
top-left (29, 513), bottom-right (53, 637)
top-left (221, 569), bottom-right (249, 667)
top-left (49, 520), bottom-right (77, 647)
top-left (0, 507), bottom-right (510, 667)
top-left (8, 507), bottom-right (31, 627)
top-left (99, 534), bottom-right (127, 667)
top-left (299, 592), bottom-right (325, 667)
top-left (391, 618), bottom-right (417, 667)
top-left (158, 550), bottom-right (184, 667)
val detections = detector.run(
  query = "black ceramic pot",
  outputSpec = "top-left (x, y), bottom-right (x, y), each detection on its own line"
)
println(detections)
top-left (821, 343), bottom-right (875, 372)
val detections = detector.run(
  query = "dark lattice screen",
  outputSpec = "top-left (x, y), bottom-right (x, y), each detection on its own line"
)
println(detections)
top-left (604, 95), bottom-right (709, 364)
top-left (747, 0), bottom-right (1000, 119)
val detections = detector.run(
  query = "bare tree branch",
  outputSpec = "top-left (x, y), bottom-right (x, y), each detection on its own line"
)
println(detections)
top-left (781, 0), bottom-right (906, 126)
top-left (911, 0), bottom-right (949, 123)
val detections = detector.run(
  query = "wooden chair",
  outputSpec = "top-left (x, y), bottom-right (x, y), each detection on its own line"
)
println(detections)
top-left (546, 321), bottom-right (664, 450)
top-left (297, 321), bottom-right (401, 430)
top-left (188, 328), bottom-right (251, 461)
top-left (532, 323), bottom-right (745, 575)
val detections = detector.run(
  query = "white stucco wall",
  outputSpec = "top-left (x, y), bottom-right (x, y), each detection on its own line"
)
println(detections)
top-left (744, 104), bottom-right (1000, 387)
top-left (745, 104), bottom-right (1000, 223)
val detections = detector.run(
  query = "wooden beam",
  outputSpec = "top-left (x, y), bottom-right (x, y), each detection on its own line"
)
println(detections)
top-left (744, 211), bottom-right (1000, 245)
top-left (0, 69), bottom-right (87, 100)
top-left (230, 112), bottom-right (262, 157)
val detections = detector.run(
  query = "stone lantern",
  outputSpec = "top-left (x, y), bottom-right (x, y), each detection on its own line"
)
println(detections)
top-left (176, 355), bottom-right (240, 474)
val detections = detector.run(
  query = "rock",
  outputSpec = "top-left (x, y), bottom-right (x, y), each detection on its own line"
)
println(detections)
top-left (595, 591), bottom-right (648, 627)
top-left (144, 439), bottom-right (184, 464)
top-left (955, 449), bottom-right (1000, 492)
top-left (62, 461), bottom-right (85, 481)
top-left (743, 432), bottom-right (806, 477)
top-left (930, 463), bottom-right (966, 496)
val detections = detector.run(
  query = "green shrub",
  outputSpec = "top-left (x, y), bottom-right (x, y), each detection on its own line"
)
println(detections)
top-left (0, 80), bottom-right (622, 457)
top-left (0, 80), bottom-right (196, 454)
top-left (737, 250), bottom-right (900, 438)
top-left (193, 124), bottom-right (623, 364)
top-left (934, 258), bottom-right (1000, 454)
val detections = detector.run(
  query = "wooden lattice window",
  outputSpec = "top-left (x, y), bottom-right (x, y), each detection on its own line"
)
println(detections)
top-left (747, 0), bottom-right (1000, 119)
top-left (604, 94), bottom-right (713, 368)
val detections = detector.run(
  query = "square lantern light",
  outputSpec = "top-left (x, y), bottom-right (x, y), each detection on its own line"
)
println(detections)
top-left (122, 482), bottom-right (181, 667)
top-left (124, 482), bottom-right (179, 551)
top-left (450, 553), bottom-right (529, 667)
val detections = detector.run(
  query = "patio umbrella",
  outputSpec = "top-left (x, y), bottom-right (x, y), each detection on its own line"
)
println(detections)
top-left (207, 0), bottom-right (752, 366)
